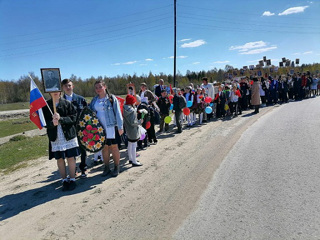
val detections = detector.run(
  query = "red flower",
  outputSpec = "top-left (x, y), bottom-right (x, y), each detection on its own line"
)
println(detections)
top-left (89, 141), bottom-right (95, 146)
top-left (83, 130), bottom-right (88, 135)
top-left (88, 133), bottom-right (94, 139)
top-left (83, 136), bottom-right (88, 142)
top-left (94, 135), bottom-right (100, 141)
top-left (92, 127), bottom-right (98, 133)
top-left (86, 125), bottom-right (93, 131)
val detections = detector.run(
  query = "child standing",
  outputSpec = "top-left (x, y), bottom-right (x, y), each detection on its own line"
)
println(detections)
top-left (123, 94), bottom-right (143, 167)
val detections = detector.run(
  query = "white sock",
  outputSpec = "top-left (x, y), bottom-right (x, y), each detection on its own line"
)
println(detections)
top-left (200, 113), bottom-right (203, 124)
top-left (128, 142), bottom-right (138, 163)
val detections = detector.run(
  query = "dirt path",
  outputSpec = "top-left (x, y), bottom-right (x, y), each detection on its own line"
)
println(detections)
top-left (0, 107), bottom-right (274, 240)
top-left (0, 109), bottom-right (29, 120)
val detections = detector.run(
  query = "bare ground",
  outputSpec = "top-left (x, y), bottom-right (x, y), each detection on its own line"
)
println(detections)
top-left (0, 107), bottom-right (273, 240)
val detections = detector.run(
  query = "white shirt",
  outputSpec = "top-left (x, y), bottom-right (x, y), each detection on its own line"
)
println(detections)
top-left (65, 93), bottom-right (73, 102)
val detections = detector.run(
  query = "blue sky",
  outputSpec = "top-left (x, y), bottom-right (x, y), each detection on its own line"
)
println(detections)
top-left (0, 0), bottom-right (319, 81)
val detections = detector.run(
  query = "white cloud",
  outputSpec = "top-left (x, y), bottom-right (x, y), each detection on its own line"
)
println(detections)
top-left (229, 41), bottom-right (267, 52)
top-left (278, 6), bottom-right (309, 16)
top-left (303, 51), bottom-right (313, 54)
top-left (145, 58), bottom-right (153, 61)
top-left (139, 64), bottom-right (147, 66)
top-left (179, 38), bottom-right (191, 42)
top-left (293, 52), bottom-right (301, 55)
top-left (240, 46), bottom-right (277, 55)
top-left (112, 63), bottom-right (121, 66)
top-left (230, 41), bottom-right (277, 55)
top-left (168, 56), bottom-right (188, 59)
top-left (123, 61), bottom-right (137, 65)
top-left (213, 60), bottom-right (230, 64)
top-left (181, 40), bottom-right (206, 48)
top-left (262, 11), bottom-right (275, 16)
top-left (193, 62), bottom-right (200, 65)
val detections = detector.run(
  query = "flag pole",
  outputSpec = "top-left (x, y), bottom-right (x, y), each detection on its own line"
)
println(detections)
top-left (28, 74), bottom-right (54, 116)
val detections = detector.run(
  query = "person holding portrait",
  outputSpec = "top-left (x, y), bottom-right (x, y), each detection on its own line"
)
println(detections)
top-left (42, 91), bottom-right (80, 191)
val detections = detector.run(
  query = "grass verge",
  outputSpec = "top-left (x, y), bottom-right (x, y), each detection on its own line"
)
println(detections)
top-left (0, 102), bottom-right (29, 111)
top-left (0, 117), bottom-right (37, 138)
top-left (0, 135), bottom-right (48, 173)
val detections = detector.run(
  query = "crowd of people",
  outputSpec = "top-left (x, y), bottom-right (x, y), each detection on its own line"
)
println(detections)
top-left (42, 71), bottom-right (320, 191)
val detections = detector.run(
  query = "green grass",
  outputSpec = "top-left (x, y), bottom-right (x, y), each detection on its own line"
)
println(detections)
top-left (0, 117), bottom-right (37, 138)
top-left (0, 135), bottom-right (48, 173)
top-left (0, 102), bottom-right (29, 111)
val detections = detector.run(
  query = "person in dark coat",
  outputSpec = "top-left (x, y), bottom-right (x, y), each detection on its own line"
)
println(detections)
top-left (62, 78), bottom-right (88, 178)
top-left (156, 89), bottom-right (171, 132)
top-left (43, 92), bottom-right (80, 191)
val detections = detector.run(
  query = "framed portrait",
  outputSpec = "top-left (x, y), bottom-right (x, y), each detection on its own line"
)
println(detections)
top-left (41, 68), bottom-right (62, 93)
top-left (279, 62), bottom-right (284, 67)
top-left (266, 59), bottom-right (271, 66)
top-left (295, 58), bottom-right (299, 65)
top-left (257, 70), bottom-right (262, 76)
top-left (263, 56), bottom-right (267, 62)
top-left (290, 69), bottom-right (294, 75)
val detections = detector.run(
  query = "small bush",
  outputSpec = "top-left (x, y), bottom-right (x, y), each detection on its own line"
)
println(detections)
top-left (10, 135), bottom-right (28, 141)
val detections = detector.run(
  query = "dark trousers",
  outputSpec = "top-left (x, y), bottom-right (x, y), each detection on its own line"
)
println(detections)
top-left (175, 110), bottom-right (182, 132)
top-left (229, 102), bottom-right (238, 116)
top-left (147, 118), bottom-right (157, 143)
top-left (78, 147), bottom-right (87, 172)
top-left (216, 103), bottom-right (225, 118)
top-left (159, 113), bottom-right (169, 131)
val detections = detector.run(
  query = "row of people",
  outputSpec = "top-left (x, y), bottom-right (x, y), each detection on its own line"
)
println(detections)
top-left (42, 72), bottom-right (319, 191)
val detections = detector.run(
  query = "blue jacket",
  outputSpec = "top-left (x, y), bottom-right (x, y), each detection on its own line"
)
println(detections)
top-left (89, 95), bottom-right (123, 130)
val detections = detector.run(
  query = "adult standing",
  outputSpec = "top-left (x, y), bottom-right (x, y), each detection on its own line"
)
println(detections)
top-left (62, 79), bottom-right (88, 177)
top-left (251, 78), bottom-right (261, 114)
top-left (89, 80), bottom-right (124, 177)
top-left (42, 92), bottom-right (80, 191)
top-left (154, 79), bottom-right (166, 98)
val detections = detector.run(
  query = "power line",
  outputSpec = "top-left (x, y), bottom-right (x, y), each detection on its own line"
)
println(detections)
top-left (0, 25), bottom-right (172, 59)
top-left (1, 4), bottom-right (173, 40)
top-left (1, 16), bottom-right (173, 52)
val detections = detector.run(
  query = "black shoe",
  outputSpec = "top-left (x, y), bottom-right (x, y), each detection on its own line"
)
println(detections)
top-left (68, 180), bottom-right (76, 191)
top-left (176, 130), bottom-right (182, 133)
top-left (112, 165), bottom-right (120, 177)
top-left (132, 162), bottom-right (143, 167)
top-left (62, 181), bottom-right (69, 191)
top-left (153, 140), bottom-right (158, 144)
top-left (80, 170), bottom-right (87, 178)
top-left (129, 160), bottom-right (140, 164)
top-left (101, 165), bottom-right (111, 177)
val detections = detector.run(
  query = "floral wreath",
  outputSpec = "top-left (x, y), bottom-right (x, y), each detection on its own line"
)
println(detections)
top-left (77, 107), bottom-right (106, 153)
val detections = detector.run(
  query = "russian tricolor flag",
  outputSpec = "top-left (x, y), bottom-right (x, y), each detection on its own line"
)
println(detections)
top-left (30, 78), bottom-right (47, 129)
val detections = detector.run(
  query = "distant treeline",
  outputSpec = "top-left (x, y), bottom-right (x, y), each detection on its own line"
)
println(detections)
top-left (1, 63), bottom-right (319, 104)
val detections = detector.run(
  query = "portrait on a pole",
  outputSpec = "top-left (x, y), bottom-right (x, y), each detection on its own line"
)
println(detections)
top-left (41, 68), bottom-right (61, 93)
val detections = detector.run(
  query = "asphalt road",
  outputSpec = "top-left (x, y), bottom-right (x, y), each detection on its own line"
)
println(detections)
top-left (174, 98), bottom-right (320, 240)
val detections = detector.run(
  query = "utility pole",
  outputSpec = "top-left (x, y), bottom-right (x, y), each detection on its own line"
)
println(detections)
top-left (173, 0), bottom-right (177, 87)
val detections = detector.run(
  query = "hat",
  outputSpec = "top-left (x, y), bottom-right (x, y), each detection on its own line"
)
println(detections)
top-left (140, 82), bottom-right (147, 87)
top-left (125, 94), bottom-right (136, 105)
top-left (161, 89), bottom-right (166, 93)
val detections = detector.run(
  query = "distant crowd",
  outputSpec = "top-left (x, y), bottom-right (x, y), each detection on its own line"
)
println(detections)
top-left (42, 71), bottom-right (320, 191)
